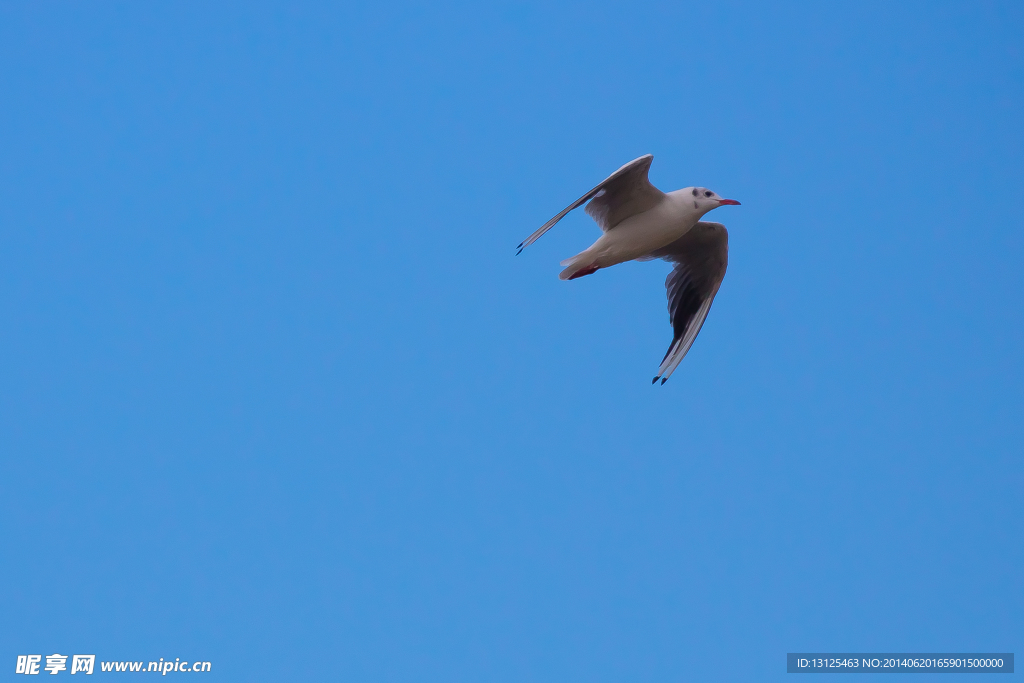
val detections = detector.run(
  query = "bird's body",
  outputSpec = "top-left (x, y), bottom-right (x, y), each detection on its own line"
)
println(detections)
top-left (516, 154), bottom-right (740, 383)
top-left (559, 189), bottom-right (707, 278)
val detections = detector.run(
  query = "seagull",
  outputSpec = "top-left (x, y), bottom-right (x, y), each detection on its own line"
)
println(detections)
top-left (517, 154), bottom-right (740, 384)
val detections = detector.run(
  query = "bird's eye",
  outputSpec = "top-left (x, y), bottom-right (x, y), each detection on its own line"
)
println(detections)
top-left (704, 190), bottom-right (713, 197)
top-left (691, 188), bottom-right (698, 197)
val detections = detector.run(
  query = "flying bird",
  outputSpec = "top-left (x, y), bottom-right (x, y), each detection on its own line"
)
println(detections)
top-left (517, 154), bottom-right (740, 384)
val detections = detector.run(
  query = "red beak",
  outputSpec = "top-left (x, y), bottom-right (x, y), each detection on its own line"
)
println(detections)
top-left (718, 199), bottom-right (741, 206)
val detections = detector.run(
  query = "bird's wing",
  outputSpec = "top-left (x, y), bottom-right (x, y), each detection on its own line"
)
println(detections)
top-left (649, 221), bottom-right (729, 384)
top-left (516, 154), bottom-right (664, 254)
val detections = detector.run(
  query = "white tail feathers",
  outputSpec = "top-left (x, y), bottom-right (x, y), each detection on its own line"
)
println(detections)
top-left (558, 251), bottom-right (597, 280)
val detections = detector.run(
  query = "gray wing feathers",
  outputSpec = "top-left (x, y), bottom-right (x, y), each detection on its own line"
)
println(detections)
top-left (656, 297), bottom-right (714, 380)
top-left (651, 222), bottom-right (729, 384)
top-left (582, 155), bottom-right (664, 231)
top-left (517, 154), bottom-right (663, 253)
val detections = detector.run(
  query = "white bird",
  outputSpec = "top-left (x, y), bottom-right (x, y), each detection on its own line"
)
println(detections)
top-left (517, 154), bottom-right (740, 384)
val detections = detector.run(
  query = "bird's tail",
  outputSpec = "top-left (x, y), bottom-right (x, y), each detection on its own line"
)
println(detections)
top-left (558, 251), bottom-right (599, 280)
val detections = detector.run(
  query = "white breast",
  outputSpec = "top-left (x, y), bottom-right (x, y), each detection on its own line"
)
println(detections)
top-left (589, 192), bottom-right (700, 267)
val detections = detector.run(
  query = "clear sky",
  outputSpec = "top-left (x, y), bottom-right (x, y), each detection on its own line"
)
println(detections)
top-left (1, 1), bottom-right (1021, 681)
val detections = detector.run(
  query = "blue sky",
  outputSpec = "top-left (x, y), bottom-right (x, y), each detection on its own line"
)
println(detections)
top-left (1, 1), bottom-right (1021, 680)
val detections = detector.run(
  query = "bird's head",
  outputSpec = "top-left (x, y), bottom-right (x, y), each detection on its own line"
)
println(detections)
top-left (688, 187), bottom-right (741, 214)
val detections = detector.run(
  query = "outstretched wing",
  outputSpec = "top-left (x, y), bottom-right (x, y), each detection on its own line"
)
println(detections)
top-left (516, 154), bottom-right (664, 254)
top-left (649, 222), bottom-right (729, 384)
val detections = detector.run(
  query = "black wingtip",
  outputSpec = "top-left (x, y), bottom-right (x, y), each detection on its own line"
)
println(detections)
top-left (516, 248), bottom-right (523, 256)
top-left (652, 376), bottom-right (660, 384)
top-left (660, 377), bottom-right (668, 385)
